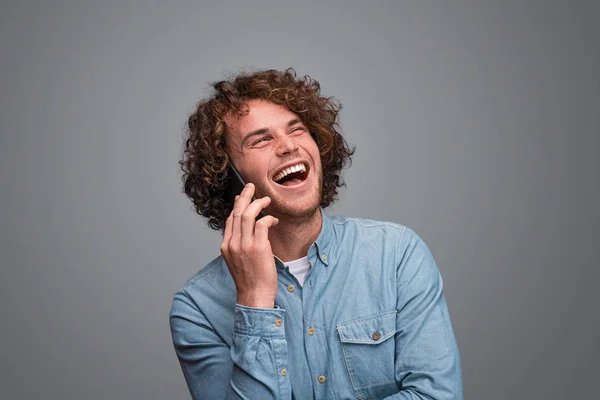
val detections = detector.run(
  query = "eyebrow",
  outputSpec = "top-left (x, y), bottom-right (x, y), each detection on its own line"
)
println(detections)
top-left (240, 118), bottom-right (303, 147)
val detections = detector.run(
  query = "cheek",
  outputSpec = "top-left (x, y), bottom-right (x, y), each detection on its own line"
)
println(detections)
top-left (249, 165), bottom-right (268, 182)
top-left (302, 137), bottom-right (320, 158)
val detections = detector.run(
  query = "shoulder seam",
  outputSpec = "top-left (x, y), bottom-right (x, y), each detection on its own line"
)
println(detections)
top-left (178, 259), bottom-right (223, 292)
top-left (331, 217), bottom-right (408, 232)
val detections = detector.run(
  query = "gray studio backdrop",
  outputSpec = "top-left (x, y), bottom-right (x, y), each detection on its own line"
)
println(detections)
top-left (1, 1), bottom-right (598, 399)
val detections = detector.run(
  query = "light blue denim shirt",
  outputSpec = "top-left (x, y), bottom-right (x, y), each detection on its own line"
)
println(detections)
top-left (170, 210), bottom-right (463, 399)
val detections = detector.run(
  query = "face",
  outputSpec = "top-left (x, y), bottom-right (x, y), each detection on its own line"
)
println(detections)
top-left (224, 99), bottom-right (322, 219)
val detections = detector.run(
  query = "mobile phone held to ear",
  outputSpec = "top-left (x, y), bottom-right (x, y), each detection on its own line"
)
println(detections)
top-left (225, 164), bottom-right (266, 220)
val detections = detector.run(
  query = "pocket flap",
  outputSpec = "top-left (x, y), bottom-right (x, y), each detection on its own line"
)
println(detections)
top-left (336, 310), bottom-right (397, 344)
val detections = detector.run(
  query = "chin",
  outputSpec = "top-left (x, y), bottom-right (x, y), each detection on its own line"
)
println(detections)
top-left (268, 194), bottom-right (321, 220)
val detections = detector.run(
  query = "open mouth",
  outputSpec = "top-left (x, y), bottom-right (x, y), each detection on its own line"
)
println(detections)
top-left (272, 162), bottom-right (309, 187)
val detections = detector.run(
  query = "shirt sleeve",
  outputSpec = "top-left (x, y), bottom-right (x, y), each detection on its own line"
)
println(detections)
top-left (385, 228), bottom-right (463, 399)
top-left (170, 292), bottom-right (292, 399)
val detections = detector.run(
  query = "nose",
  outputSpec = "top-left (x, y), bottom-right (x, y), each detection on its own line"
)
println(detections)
top-left (275, 134), bottom-right (299, 156)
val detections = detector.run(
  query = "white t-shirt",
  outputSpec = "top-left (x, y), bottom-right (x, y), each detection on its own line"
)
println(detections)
top-left (284, 256), bottom-right (311, 287)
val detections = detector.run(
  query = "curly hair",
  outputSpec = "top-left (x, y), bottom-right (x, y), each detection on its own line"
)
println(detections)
top-left (180, 68), bottom-right (355, 231)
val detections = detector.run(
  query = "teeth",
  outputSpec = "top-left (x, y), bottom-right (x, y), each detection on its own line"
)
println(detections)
top-left (274, 163), bottom-right (307, 182)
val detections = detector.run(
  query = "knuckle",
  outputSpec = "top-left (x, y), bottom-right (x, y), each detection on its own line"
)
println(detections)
top-left (241, 211), bottom-right (254, 221)
top-left (255, 218), bottom-right (269, 228)
top-left (228, 241), bottom-right (240, 252)
top-left (243, 242), bottom-right (257, 253)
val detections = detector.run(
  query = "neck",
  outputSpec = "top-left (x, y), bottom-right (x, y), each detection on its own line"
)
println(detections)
top-left (268, 208), bottom-right (323, 262)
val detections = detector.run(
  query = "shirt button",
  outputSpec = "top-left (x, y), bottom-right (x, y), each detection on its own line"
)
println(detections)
top-left (321, 254), bottom-right (327, 261)
top-left (281, 368), bottom-right (287, 376)
top-left (318, 375), bottom-right (326, 384)
top-left (308, 327), bottom-right (315, 336)
top-left (372, 332), bottom-right (381, 341)
top-left (275, 319), bottom-right (283, 327)
top-left (287, 285), bottom-right (295, 292)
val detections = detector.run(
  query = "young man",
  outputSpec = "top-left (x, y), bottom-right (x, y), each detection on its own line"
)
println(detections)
top-left (170, 69), bottom-right (463, 399)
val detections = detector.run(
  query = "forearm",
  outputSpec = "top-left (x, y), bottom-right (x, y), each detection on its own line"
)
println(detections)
top-left (171, 294), bottom-right (292, 400)
top-left (227, 305), bottom-right (291, 399)
top-left (382, 389), bottom-right (454, 400)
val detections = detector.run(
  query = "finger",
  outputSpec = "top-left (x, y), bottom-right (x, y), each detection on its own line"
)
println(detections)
top-left (241, 196), bottom-right (271, 245)
top-left (254, 215), bottom-right (279, 242)
top-left (232, 184), bottom-right (254, 242)
top-left (221, 211), bottom-right (234, 256)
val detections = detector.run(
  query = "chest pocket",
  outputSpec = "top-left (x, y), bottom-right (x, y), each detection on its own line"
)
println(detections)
top-left (336, 310), bottom-right (399, 399)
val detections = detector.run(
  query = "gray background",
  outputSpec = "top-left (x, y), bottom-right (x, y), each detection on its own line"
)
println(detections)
top-left (1, 1), bottom-right (598, 399)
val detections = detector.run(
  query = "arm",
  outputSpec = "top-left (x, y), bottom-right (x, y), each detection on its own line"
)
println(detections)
top-left (171, 183), bottom-right (289, 399)
top-left (384, 229), bottom-right (463, 399)
top-left (170, 295), bottom-right (291, 399)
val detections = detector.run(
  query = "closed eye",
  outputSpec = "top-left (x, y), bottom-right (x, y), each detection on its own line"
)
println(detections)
top-left (252, 136), bottom-right (271, 146)
top-left (290, 127), bottom-right (306, 134)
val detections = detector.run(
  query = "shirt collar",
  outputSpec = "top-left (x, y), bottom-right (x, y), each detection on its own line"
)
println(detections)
top-left (274, 207), bottom-right (333, 268)
top-left (312, 207), bottom-right (332, 266)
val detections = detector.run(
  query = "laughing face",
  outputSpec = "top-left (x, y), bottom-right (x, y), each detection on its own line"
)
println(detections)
top-left (224, 99), bottom-right (323, 220)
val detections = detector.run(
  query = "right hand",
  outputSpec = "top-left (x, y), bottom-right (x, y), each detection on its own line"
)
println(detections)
top-left (220, 183), bottom-right (280, 308)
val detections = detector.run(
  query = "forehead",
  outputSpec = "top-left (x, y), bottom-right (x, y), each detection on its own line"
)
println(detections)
top-left (224, 100), bottom-right (298, 141)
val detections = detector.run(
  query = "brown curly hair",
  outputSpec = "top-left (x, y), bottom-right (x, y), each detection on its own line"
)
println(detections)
top-left (180, 68), bottom-right (355, 231)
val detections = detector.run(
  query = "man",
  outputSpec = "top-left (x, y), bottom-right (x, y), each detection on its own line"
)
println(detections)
top-left (170, 68), bottom-right (463, 399)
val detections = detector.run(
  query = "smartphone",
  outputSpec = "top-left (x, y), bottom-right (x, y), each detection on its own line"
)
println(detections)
top-left (225, 164), bottom-right (266, 219)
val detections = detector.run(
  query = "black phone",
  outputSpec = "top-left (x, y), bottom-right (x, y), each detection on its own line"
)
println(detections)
top-left (225, 164), bottom-right (266, 219)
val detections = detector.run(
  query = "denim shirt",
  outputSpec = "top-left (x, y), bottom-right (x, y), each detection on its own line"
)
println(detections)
top-left (170, 210), bottom-right (463, 399)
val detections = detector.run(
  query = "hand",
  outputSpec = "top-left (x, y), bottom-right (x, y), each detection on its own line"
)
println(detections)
top-left (220, 183), bottom-right (280, 308)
